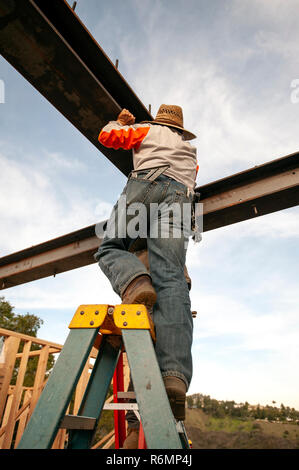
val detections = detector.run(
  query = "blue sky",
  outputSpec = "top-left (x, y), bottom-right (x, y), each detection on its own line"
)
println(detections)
top-left (0, 0), bottom-right (299, 408)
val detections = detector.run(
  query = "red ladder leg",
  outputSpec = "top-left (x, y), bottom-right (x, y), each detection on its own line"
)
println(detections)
top-left (138, 421), bottom-right (147, 449)
top-left (113, 352), bottom-right (126, 448)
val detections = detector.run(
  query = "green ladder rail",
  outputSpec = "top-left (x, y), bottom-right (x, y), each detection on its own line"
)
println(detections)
top-left (17, 304), bottom-right (187, 449)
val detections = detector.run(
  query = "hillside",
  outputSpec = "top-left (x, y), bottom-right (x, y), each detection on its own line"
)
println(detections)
top-left (185, 408), bottom-right (299, 449)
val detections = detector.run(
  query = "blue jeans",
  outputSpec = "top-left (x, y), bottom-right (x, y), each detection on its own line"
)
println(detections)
top-left (94, 171), bottom-right (193, 389)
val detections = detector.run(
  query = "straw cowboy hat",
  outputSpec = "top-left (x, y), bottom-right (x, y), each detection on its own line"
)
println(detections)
top-left (141, 104), bottom-right (196, 141)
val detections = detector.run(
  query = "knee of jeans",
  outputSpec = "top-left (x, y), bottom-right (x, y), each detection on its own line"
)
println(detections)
top-left (96, 251), bottom-right (113, 279)
top-left (94, 248), bottom-right (105, 265)
top-left (96, 241), bottom-right (110, 259)
top-left (96, 245), bottom-right (104, 258)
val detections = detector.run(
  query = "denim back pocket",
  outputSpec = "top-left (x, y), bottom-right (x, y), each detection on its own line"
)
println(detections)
top-left (126, 178), bottom-right (157, 206)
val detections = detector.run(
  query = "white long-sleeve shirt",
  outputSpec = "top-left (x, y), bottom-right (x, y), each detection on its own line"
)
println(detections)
top-left (99, 121), bottom-right (198, 191)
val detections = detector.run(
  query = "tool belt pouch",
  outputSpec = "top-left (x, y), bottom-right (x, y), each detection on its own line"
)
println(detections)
top-left (191, 192), bottom-right (202, 243)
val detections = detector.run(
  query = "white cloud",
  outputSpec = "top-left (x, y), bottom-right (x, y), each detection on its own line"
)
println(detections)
top-left (231, 0), bottom-right (299, 36)
top-left (42, 150), bottom-right (86, 171)
top-left (0, 150), bottom-right (111, 253)
top-left (189, 287), bottom-right (299, 408)
top-left (190, 288), bottom-right (299, 352)
top-left (233, 210), bottom-right (299, 239)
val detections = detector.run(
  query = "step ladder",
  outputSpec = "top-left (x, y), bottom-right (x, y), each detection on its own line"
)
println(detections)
top-left (17, 304), bottom-right (190, 449)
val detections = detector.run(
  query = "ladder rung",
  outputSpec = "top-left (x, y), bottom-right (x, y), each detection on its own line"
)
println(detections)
top-left (117, 391), bottom-right (136, 399)
top-left (103, 403), bottom-right (138, 410)
top-left (60, 414), bottom-right (96, 430)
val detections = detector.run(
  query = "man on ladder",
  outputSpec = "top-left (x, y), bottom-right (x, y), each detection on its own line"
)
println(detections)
top-left (95, 104), bottom-right (198, 448)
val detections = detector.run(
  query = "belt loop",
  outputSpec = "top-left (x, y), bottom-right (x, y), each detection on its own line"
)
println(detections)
top-left (130, 165), bottom-right (170, 182)
top-left (143, 165), bottom-right (170, 181)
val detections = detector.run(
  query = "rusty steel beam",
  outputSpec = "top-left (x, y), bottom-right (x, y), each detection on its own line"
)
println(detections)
top-left (0, 152), bottom-right (298, 290)
top-left (0, 225), bottom-right (103, 290)
top-left (0, 0), bottom-right (152, 175)
top-left (201, 150), bottom-right (299, 231)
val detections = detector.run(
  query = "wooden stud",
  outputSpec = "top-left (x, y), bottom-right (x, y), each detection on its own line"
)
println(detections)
top-left (2, 340), bottom-right (32, 449)
top-left (14, 390), bottom-right (32, 448)
top-left (0, 394), bottom-right (13, 448)
top-left (123, 353), bottom-right (130, 391)
top-left (91, 429), bottom-right (114, 449)
top-left (73, 358), bottom-right (90, 415)
top-left (51, 405), bottom-right (69, 449)
top-left (102, 434), bottom-right (115, 449)
top-left (28, 345), bottom-right (50, 419)
top-left (0, 336), bottom-right (20, 421)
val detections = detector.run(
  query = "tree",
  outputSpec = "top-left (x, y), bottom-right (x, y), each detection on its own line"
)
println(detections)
top-left (240, 402), bottom-right (250, 419)
top-left (0, 296), bottom-right (54, 386)
top-left (0, 296), bottom-right (43, 335)
top-left (265, 405), bottom-right (276, 422)
top-left (196, 395), bottom-right (203, 409)
top-left (254, 405), bottom-right (263, 419)
top-left (187, 395), bottom-right (194, 408)
top-left (280, 403), bottom-right (287, 421)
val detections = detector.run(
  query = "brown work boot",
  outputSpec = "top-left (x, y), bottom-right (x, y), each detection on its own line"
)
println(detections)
top-left (163, 376), bottom-right (187, 421)
top-left (121, 275), bottom-right (157, 310)
top-left (123, 428), bottom-right (139, 449)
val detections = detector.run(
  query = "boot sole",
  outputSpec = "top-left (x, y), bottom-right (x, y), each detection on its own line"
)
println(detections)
top-left (167, 395), bottom-right (186, 421)
top-left (164, 382), bottom-right (186, 421)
